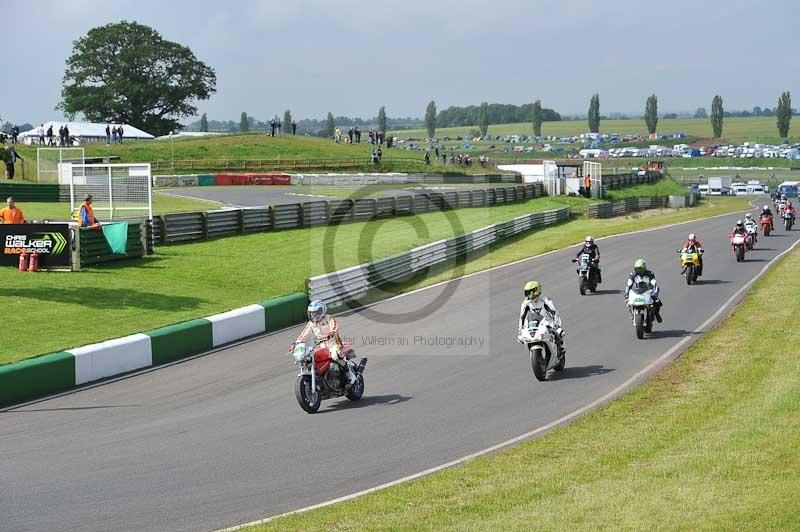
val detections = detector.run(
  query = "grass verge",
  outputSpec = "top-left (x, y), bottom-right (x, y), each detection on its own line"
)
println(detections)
top-left (244, 225), bottom-right (800, 532)
top-left (603, 177), bottom-right (689, 201)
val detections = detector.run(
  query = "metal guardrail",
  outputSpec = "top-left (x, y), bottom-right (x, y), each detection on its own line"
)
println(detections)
top-left (307, 206), bottom-right (571, 308)
top-left (586, 195), bottom-right (684, 218)
top-left (601, 172), bottom-right (661, 190)
top-left (148, 183), bottom-right (544, 245)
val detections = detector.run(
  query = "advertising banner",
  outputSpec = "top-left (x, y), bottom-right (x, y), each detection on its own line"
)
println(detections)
top-left (0, 223), bottom-right (72, 267)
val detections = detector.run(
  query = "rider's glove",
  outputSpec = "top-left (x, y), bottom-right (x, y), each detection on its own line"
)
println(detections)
top-left (556, 327), bottom-right (565, 339)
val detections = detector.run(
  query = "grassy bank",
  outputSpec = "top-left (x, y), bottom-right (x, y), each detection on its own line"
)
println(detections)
top-left (604, 177), bottom-right (689, 201)
top-left (247, 226), bottom-right (800, 532)
top-left (0, 194), bottom-right (749, 366)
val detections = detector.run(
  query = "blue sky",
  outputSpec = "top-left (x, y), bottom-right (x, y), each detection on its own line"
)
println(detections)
top-left (2, 0), bottom-right (797, 124)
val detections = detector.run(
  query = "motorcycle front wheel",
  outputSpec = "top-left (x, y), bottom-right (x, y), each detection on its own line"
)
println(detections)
top-left (685, 264), bottom-right (694, 285)
top-left (736, 246), bottom-right (745, 262)
top-left (346, 374), bottom-right (365, 401)
top-left (530, 346), bottom-right (548, 381)
top-left (295, 375), bottom-right (321, 413)
top-left (579, 276), bottom-right (587, 296)
top-left (635, 312), bottom-right (645, 339)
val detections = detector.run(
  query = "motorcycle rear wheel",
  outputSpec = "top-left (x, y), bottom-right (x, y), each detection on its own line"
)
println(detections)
top-left (764, 226), bottom-right (770, 236)
top-left (346, 374), bottom-right (365, 401)
top-left (530, 347), bottom-right (548, 381)
top-left (295, 375), bottom-right (321, 413)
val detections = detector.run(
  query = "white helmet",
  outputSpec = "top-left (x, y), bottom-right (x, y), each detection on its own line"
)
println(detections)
top-left (585, 235), bottom-right (594, 245)
top-left (745, 212), bottom-right (752, 219)
top-left (307, 299), bottom-right (327, 322)
top-left (688, 233), bottom-right (696, 242)
top-left (763, 205), bottom-right (769, 210)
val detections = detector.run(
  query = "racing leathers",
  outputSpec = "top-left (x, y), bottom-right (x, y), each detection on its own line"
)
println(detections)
top-left (574, 243), bottom-right (601, 283)
top-left (518, 296), bottom-right (565, 356)
top-left (295, 315), bottom-right (356, 384)
top-left (625, 269), bottom-right (663, 323)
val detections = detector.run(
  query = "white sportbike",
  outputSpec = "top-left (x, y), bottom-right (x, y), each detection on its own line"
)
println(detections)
top-left (627, 275), bottom-right (659, 339)
top-left (518, 312), bottom-right (565, 381)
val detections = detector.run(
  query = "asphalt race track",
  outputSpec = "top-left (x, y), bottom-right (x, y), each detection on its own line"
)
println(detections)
top-left (2, 204), bottom-right (796, 532)
top-left (160, 184), bottom-right (507, 207)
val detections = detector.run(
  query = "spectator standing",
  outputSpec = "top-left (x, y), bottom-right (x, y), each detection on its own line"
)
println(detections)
top-left (0, 197), bottom-right (25, 223)
top-left (105, 124), bottom-right (111, 145)
top-left (424, 152), bottom-right (430, 166)
top-left (117, 125), bottom-right (124, 144)
top-left (291, 121), bottom-right (297, 135)
top-left (354, 126), bottom-right (361, 143)
top-left (348, 127), bottom-right (353, 143)
top-left (277, 120), bottom-right (282, 135)
top-left (269, 119), bottom-right (276, 137)
top-left (58, 125), bottom-right (64, 147)
top-left (38, 124), bottom-right (45, 145)
top-left (112, 126), bottom-right (118, 143)
top-left (63, 124), bottom-right (70, 146)
top-left (3, 145), bottom-right (23, 180)
top-left (583, 174), bottom-right (592, 198)
top-left (10, 125), bottom-right (19, 145)
top-left (46, 124), bottom-right (54, 146)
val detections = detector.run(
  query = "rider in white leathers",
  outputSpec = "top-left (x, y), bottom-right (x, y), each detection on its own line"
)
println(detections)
top-left (295, 300), bottom-right (357, 385)
top-left (518, 280), bottom-right (565, 356)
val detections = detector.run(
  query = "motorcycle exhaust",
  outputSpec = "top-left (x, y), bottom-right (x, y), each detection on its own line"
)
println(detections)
top-left (356, 357), bottom-right (368, 374)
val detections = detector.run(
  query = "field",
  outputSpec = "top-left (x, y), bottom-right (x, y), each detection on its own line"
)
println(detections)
top-left (392, 116), bottom-right (800, 145)
top-left (0, 189), bottom-right (752, 367)
top-left (247, 227), bottom-right (800, 532)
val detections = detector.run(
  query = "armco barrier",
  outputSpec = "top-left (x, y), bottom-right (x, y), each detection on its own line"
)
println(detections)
top-left (586, 195), bottom-right (690, 218)
top-left (0, 293), bottom-right (309, 407)
top-left (307, 206), bottom-right (571, 308)
top-left (79, 222), bottom-right (147, 266)
top-left (148, 183), bottom-right (546, 246)
top-left (0, 183), bottom-right (61, 202)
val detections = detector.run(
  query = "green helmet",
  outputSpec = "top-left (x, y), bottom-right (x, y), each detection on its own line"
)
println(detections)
top-left (634, 258), bottom-right (647, 274)
top-left (524, 280), bottom-right (541, 300)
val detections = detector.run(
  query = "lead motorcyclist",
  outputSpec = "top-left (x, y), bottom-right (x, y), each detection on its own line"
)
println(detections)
top-left (573, 235), bottom-right (602, 283)
top-left (518, 280), bottom-right (565, 356)
top-left (680, 233), bottom-right (704, 276)
top-left (761, 204), bottom-right (773, 218)
top-left (731, 219), bottom-right (747, 237)
top-left (293, 299), bottom-right (357, 385)
top-left (625, 258), bottom-right (663, 323)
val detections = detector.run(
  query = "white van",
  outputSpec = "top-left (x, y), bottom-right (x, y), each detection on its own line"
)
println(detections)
top-left (698, 184), bottom-right (709, 195)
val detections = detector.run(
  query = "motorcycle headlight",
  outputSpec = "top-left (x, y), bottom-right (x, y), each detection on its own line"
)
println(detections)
top-left (292, 343), bottom-right (308, 362)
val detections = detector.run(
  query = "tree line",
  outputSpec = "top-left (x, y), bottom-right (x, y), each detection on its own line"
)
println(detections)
top-left (435, 102), bottom-right (561, 128)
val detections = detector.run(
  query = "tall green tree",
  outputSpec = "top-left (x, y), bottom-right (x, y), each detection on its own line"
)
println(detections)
top-left (324, 112), bottom-right (335, 138)
top-left (58, 21), bottom-right (216, 136)
top-left (283, 109), bottom-right (292, 131)
top-left (710, 95), bottom-right (724, 138)
top-left (587, 94), bottom-right (600, 133)
top-left (239, 112), bottom-right (249, 132)
top-left (199, 113), bottom-right (208, 132)
top-left (425, 101), bottom-right (437, 138)
top-left (777, 91), bottom-right (792, 138)
top-left (531, 99), bottom-right (543, 136)
top-left (644, 94), bottom-right (658, 134)
top-left (377, 106), bottom-right (387, 132)
top-left (478, 101), bottom-right (489, 136)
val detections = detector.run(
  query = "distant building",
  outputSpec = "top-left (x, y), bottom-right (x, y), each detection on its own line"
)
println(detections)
top-left (19, 121), bottom-right (154, 145)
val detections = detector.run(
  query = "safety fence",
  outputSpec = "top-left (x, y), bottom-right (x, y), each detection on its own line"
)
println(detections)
top-left (307, 206), bottom-right (571, 308)
top-left (150, 182), bottom-right (545, 245)
top-left (0, 183), bottom-right (60, 201)
top-left (601, 172), bottom-right (662, 190)
top-left (78, 222), bottom-right (149, 267)
top-left (586, 194), bottom-right (695, 218)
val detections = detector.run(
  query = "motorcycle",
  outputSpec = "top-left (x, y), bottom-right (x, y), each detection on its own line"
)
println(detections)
top-left (784, 210), bottom-right (795, 231)
top-left (571, 253), bottom-right (599, 295)
top-left (760, 213), bottom-right (773, 236)
top-left (518, 312), bottom-right (564, 381)
top-left (290, 338), bottom-right (367, 413)
top-left (677, 248), bottom-right (701, 285)
top-left (744, 221), bottom-right (758, 250)
top-left (730, 232), bottom-right (747, 262)
top-left (626, 276), bottom-right (657, 339)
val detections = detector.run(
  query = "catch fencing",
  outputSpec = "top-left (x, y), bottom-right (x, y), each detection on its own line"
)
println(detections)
top-left (307, 206), bottom-right (571, 308)
top-left (150, 183), bottom-right (544, 245)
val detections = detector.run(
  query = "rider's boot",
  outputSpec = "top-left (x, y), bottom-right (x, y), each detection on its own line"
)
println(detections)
top-left (654, 300), bottom-right (663, 323)
top-left (597, 267), bottom-right (602, 284)
top-left (338, 359), bottom-right (357, 386)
